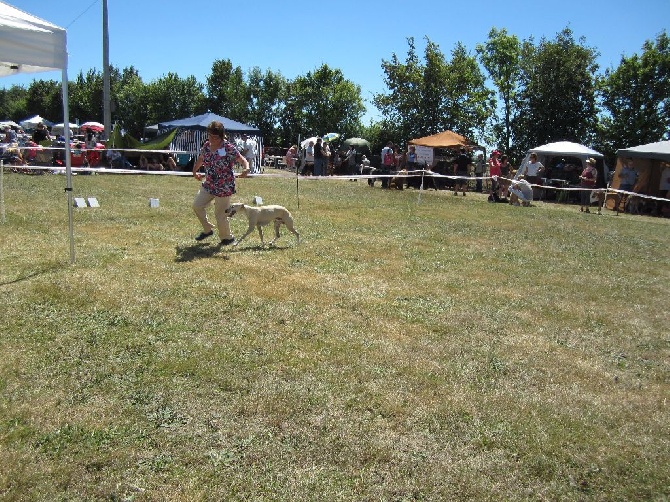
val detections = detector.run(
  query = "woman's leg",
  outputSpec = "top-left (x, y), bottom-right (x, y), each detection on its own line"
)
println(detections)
top-left (213, 195), bottom-right (233, 240)
top-left (193, 188), bottom-right (215, 232)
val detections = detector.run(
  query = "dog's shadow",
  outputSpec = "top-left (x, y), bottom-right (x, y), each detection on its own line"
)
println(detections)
top-left (175, 242), bottom-right (295, 261)
top-left (175, 242), bottom-right (227, 262)
top-left (228, 243), bottom-right (295, 253)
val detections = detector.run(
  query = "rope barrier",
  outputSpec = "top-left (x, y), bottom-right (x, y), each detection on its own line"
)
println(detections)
top-left (2, 157), bottom-right (669, 205)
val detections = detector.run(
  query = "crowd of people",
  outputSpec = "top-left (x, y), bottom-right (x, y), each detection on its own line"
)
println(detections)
top-left (276, 138), bottom-right (668, 216)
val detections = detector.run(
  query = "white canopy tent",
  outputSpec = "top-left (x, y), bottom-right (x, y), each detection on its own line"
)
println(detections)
top-left (0, 1), bottom-right (74, 262)
top-left (516, 141), bottom-right (609, 183)
top-left (52, 122), bottom-right (80, 136)
top-left (606, 140), bottom-right (670, 211)
top-left (19, 114), bottom-right (52, 129)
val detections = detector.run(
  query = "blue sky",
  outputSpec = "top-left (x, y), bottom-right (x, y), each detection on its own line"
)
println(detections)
top-left (2, 0), bottom-right (669, 123)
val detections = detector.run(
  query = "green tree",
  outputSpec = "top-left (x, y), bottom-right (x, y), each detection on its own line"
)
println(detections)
top-left (0, 85), bottom-right (28, 121)
top-left (114, 69), bottom-right (149, 138)
top-left (69, 69), bottom-right (104, 123)
top-left (374, 37), bottom-right (493, 146)
top-left (476, 28), bottom-right (522, 153)
top-left (598, 30), bottom-right (670, 155)
top-left (287, 64), bottom-right (365, 141)
top-left (247, 67), bottom-right (287, 145)
top-left (25, 79), bottom-right (62, 122)
top-left (513, 28), bottom-right (599, 153)
top-left (206, 59), bottom-right (249, 122)
top-left (145, 72), bottom-right (206, 125)
top-left (374, 37), bottom-right (423, 143)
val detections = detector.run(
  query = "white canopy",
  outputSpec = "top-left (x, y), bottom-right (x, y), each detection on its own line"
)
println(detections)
top-left (529, 141), bottom-right (604, 158)
top-left (51, 122), bottom-right (80, 135)
top-left (20, 114), bottom-right (52, 129)
top-left (0, 1), bottom-right (74, 263)
top-left (0, 2), bottom-right (67, 76)
top-left (516, 141), bottom-right (608, 180)
top-left (616, 140), bottom-right (670, 162)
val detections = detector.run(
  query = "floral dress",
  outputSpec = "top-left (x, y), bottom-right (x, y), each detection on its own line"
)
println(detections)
top-left (200, 140), bottom-right (240, 197)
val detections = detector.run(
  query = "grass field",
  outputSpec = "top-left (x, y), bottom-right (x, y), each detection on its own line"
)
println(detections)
top-left (0, 170), bottom-right (668, 501)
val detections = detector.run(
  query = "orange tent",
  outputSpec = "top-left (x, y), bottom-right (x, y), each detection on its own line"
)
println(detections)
top-left (408, 130), bottom-right (472, 148)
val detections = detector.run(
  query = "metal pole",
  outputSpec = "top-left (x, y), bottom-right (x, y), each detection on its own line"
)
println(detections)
top-left (296, 134), bottom-right (300, 209)
top-left (1, 159), bottom-right (5, 224)
top-left (102, 0), bottom-right (111, 140)
top-left (63, 67), bottom-right (75, 264)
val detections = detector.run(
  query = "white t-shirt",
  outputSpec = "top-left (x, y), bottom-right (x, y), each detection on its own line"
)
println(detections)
top-left (242, 138), bottom-right (257, 160)
top-left (524, 161), bottom-right (544, 177)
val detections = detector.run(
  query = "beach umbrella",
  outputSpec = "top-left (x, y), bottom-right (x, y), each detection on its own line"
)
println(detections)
top-left (342, 137), bottom-right (370, 150)
top-left (80, 121), bottom-right (104, 132)
top-left (323, 132), bottom-right (340, 143)
top-left (300, 136), bottom-right (319, 149)
top-left (51, 122), bottom-right (79, 135)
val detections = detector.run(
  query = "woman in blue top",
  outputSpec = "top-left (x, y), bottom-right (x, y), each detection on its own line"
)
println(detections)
top-left (192, 121), bottom-right (249, 245)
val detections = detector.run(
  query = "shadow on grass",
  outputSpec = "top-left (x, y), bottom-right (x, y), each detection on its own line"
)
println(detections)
top-left (175, 241), bottom-right (295, 262)
top-left (174, 242), bottom-right (228, 262)
top-left (0, 263), bottom-right (61, 287)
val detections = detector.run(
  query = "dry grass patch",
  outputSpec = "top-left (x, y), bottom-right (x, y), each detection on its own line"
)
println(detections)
top-left (0, 171), bottom-right (668, 500)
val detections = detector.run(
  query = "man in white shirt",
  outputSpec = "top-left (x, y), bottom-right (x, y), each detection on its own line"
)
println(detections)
top-left (241, 134), bottom-right (258, 174)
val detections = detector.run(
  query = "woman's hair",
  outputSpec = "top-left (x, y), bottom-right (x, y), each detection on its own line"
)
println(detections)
top-left (206, 121), bottom-right (226, 139)
top-left (530, 152), bottom-right (537, 159)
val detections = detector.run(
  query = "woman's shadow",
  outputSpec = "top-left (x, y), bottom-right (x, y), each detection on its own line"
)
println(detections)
top-left (175, 242), bottom-right (227, 262)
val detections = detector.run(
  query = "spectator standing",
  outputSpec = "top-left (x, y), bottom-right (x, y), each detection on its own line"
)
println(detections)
top-left (380, 142), bottom-right (395, 188)
top-left (313, 137), bottom-right (326, 176)
top-left (240, 134), bottom-right (258, 174)
top-left (303, 141), bottom-right (315, 175)
top-left (499, 154), bottom-right (512, 198)
top-left (488, 150), bottom-right (501, 198)
top-left (285, 145), bottom-right (298, 171)
top-left (452, 148), bottom-right (471, 196)
top-left (322, 141), bottom-right (331, 175)
top-left (85, 128), bottom-right (97, 149)
top-left (473, 153), bottom-right (485, 192)
top-left (579, 157), bottom-right (598, 213)
top-left (345, 145), bottom-right (357, 176)
top-left (520, 152), bottom-right (544, 183)
top-left (406, 145), bottom-right (417, 171)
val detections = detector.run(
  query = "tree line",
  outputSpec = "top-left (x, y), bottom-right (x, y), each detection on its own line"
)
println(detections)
top-left (1, 27), bottom-right (667, 164)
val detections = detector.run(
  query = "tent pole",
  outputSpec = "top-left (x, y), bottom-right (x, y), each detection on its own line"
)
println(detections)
top-left (297, 134), bottom-right (300, 210)
top-left (1, 159), bottom-right (5, 224)
top-left (62, 67), bottom-right (75, 264)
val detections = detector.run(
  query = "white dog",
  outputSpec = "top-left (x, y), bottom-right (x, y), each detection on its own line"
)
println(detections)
top-left (225, 203), bottom-right (300, 246)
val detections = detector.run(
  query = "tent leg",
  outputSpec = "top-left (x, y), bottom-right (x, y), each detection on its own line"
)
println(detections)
top-left (1, 159), bottom-right (5, 224)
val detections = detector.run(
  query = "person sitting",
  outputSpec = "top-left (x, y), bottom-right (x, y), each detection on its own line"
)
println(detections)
top-left (32, 123), bottom-right (50, 144)
top-left (147, 156), bottom-right (163, 170)
top-left (509, 176), bottom-right (533, 206)
top-left (139, 154), bottom-right (149, 170)
top-left (3, 126), bottom-right (17, 143)
top-left (161, 153), bottom-right (177, 170)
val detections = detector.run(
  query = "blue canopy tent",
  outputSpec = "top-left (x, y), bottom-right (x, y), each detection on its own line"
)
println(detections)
top-left (158, 112), bottom-right (262, 170)
top-left (158, 112), bottom-right (260, 135)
